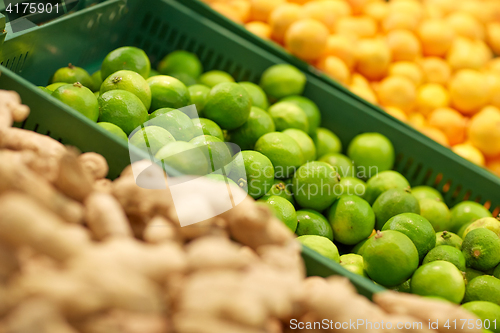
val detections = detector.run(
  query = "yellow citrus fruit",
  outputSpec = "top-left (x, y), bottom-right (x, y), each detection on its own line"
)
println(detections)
top-left (422, 0), bottom-right (454, 15)
top-left (449, 69), bottom-right (490, 115)
top-left (446, 38), bottom-right (492, 72)
top-left (419, 57), bottom-right (451, 85)
top-left (355, 38), bottom-right (392, 81)
top-left (445, 12), bottom-right (485, 41)
top-left (386, 30), bottom-right (421, 62)
top-left (486, 23), bottom-right (500, 56)
top-left (458, 0), bottom-right (493, 23)
top-left (385, 106), bottom-right (408, 122)
top-left (303, 1), bottom-right (338, 33)
top-left (486, 156), bottom-right (500, 177)
top-left (335, 16), bottom-right (378, 39)
top-left (269, 3), bottom-right (302, 44)
top-left (377, 76), bottom-right (416, 112)
top-left (388, 61), bottom-right (423, 86)
top-left (428, 108), bottom-right (467, 146)
top-left (351, 73), bottom-right (371, 89)
top-left (317, 55), bottom-right (351, 85)
top-left (285, 19), bottom-right (329, 61)
top-left (323, 0), bottom-right (352, 18)
top-left (212, 1), bottom-right (250, 23)
top-left (421, 126), bottom-right (450, 146)
top-left (467, 106), bottom-right (500, 157)
top-left (382, 11), bottom-right (419, 32)
top-left (323, 35), bottom-right (356, 70)
top-left (452, 143), bottom-right (486, 166)
top-left (362, 1), bottom-right (389, 23)
top-left (350, 84), bottom-right (378, 104)
top-left (417, 19), bottom-right (455, 57)
top-left (249, 0), bottom-right (285, 22)
top-left (487, 58), bottom-right (500, 77)
top-left (245, 21), bottom-right (271, 39)
top-left (389, 0), bottom-right (423, 19)
top-left (345, 0), bottom-right (372, 15)
top-left (288, 0), bottom-right (314, 4)
top-left (416, 83), bottom-right (450, 116)
top-left (408, 112), bottom-right (427, 129)
top-left (485, 73), bottom-right (500, 110)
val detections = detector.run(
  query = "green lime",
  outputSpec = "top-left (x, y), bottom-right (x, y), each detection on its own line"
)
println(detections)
top-left (155, 141), bottom-right (208, 175)
top-left (170, 72), bottom-right (197, 87)
top-left (157, 50), bottom-right (203, 79)
top-left (419, 198), bottom-right (452, 232)
top-left (382, 212), bottom-right (436, 261)
top-left (391, 279), bottom-right (412, 293)
top-left (227, 106), bottom-right (275, 150)
top-left (464, 276), bottom-right (500, 305)
top-left (463, 228), bottom-right (500, 271)
top-left (192, 118), bottom-right (223, 141)
top-left (353, 237), bottom-right (370, 255)
top-left (328, 195), bottom-right (375, 245)
top-left (423, 245), bottom-right (466, 271)
top-left (343, 264), bottom-right (368, 277)
top-left (459, 222), bottom-right (474, 239)
top-left (129, 126), bottom-right (175, 155)
top-left (239, 82), bottom-right (269, 110)
top-left (264, 195), bottom-right (297, 232)
top-left (282, 129), bottom-right (316, 162)
top-left (261, 179), bottom-right (295, 205)
top-left (436, 231), bottom-right (463, 250)
top-left (230, 150), bottom-right (274, 199)
top-left (363, 171), bottom-right (410, 205)
top-left (198, 70), bottom-right (234, 88)
top-left (411, 261), bottom-right (465, 303)
top-left (372, 189), bottom-right (420, 230)
top-left (462, 301), bottom-right (500, 333)
top-left (147, 75), bottom-right (191, 111)
top-left (38, 86), bottom-right (52, 94)
top-left (149, 108), bottom-right (196, 142)
top-left (101, 46), bottom-right (150, 80)
top-left (318, 153), bottom-right (354, 178)
top-left (204, 174), bottom-right (238, 187)
top-left (336, 177), bottom-right (366, 197)
top-left (297, 235), bottom-right (339, 262)
top-left (347, 133), bottom-right (395, 180)
top-left (314, 127), bottom-right (342, 158)
top-left (411, 186), bottom-right (444, 202)
top-left (362, 230), bottom-right (419, 287)
top-left (340, 253), bottom-right (364, 266)
top-left (465, 267), bottom-right (486, 285)
top-left (296, 209), bottom-right (334, 241)
top-left (100, 70), bottom-right (151, 110)
top-left (52, 83), bottom-right (99, 122)
top-left (451, 201), bottom-right (493, 234)
top-left (464, 217), bottom-right (500, 239)
top-left (259, 64), bottom-right (306, 100)
top-left (204, 82), bottom-right (251, 130)
top-left (495, 264), bottom-right (500, 279)
top-left (50, 63), bottom-right (93, 88)
top-left (98, 90), bottom-right (149, 135)
top-left (280, 95), bottom-right (321, 136)
top-left (190, 135), bottom-right (233, 174)
top-left (90, 70), bottom-right (102, 92)
top-left (148, 69), bottom-right (160, 78)
top-left (268, 101), bottom-right (309, 132)
top-left (293, 161), bottom-right (340, 211)
top-left (188, 84), bottom-right (211, 115)
top-left (94, 92), bottom-right (100, 99)
top-left (97, 122), bottom-right (128, 141)
top-left (254, 132), bottom-right (304, 179)
top-left (46, 82), bottom-right (66, 92)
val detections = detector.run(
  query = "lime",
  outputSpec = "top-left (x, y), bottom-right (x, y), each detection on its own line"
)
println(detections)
top-left (204, 82), bottom-right (251, 130)
top-left (362, 230), bottom-right (419, 287)
top-left (282, 129), bottom-right (316, 162)
top-left (155, 141), bottom-right (208, 175)
top-left (50, 63), bottom-right (93, 88)
top-left (293, 161), bottom-right (340, 211)
top-left (464, 276), bottom-right (500, 305)
top-left (38, 86), bottom-right (52, 94)
top-left (297, 235), bottom-right (339, 262)
top-left (459, 222), bottom-right (474, 239)
top-left (129, 126), bottom-right (175, 155)
top-left (464, 217), bottom-right (500, 239)
top-left (149, 108), bottom-right (197, 142)
top-left (98, 90), bottom-right (149, 135)
top-left (157, 50), bottom-right (203, 79)
top-left (204, 174), bottom-right (238, 187)
top-left (423, 245), bottom-right (466, 271)
top-left (392, 279), bottom-right (412, 293)
top-left (239, 82), bottom-right (269, 110)
top-left (268, 101), bottom-right (309, 132)
top-left (52, 83), bottom-right (99, 122)
top-left (336, 177), bottom-right (366, 197)
top-left (46, 82), bottom-right (66, 92)
top-left (495, 264), bottom-right (500, 279)
top-left (318, 153), bottom-right (354, 178)
top-left (347, 133), bottom-right (395, 179)
top-left (100, 70), bottom-right (151, 110)
top-left (261, 179), bottom-right (295, 205)
top-left (411, 186), bottom-right (444, 202)
top-left (342, 264), bottom-right (368, 277)
top-left (170, 72), bottom-right (198, 87)
top-left (230, 150), bottom-right (274, 199)
top-left (363, 171), bottom-right (410, 205)
top-left (419, 198), bottom-right (452, 232)
top-left (382, 212), bottom-right (436, 261)
top-left (264, 195), bottom-right (297, 232)
top-left (280, 95), bottom-right (321, 136)
top-left (259, 64), bottom-right (306, 100)
top-left (101, 46), bottom-right (150, 80)
top-left (227, 106), bottom-right (275, 150)
top-left (148, 69), bottom-right (160, 78)
top-left (198, 70), bottom-right (234, 88)
top-left (465, 267), bottom-right (486, 285)
top-left (97, 122), bottom-right (128, 141)
top-left (340, 253), bottom-right (364, 266)
top-left (353, 238), bottom-right (370, 255)
top-left (462, 301), bottom-right (500, 333)
top-left (254, 132), bottom-right (304, 179)
top-left (436, 231), bottom-right (463, 250)
top-left (147, 75), bottom-right (191, 111)
top-left (411, 261), bottom-right (465, 303)
top-left (192, 118), bottom-right (223, 141)
top-left (94, 92), bottom-right (100, 99)
top-left (188, 84), bottom-right (211, 115)
top-left (328, 195), bottom-right (375, 245)
top-left (90, 70), bottom-right (102, 92)
top-left (372, 189), bottom-right (420, 230)
top-left (463, 228), bottom-right (500, 271)
top-left (190, 135), bottom-right (233, 174)
top-left (451, 201), bottom-right (493, 233)
top-left (314, 127), bottom-right (342, 158)
top-left (296, 209), bottom-right (334, 241)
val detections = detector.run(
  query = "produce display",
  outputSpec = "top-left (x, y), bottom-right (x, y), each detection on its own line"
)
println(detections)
top-left (203, 0), bottom-right (500, 176)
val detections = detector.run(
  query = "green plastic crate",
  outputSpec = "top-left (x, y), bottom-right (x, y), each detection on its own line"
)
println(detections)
top-left (1, 0), bottom-right (498, 298)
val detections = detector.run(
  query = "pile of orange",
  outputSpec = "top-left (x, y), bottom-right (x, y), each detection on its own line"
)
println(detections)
top-left (204, 0), bottom-right (500, 176)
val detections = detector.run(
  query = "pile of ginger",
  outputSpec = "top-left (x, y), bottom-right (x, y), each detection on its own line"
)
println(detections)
top-left (0, 89), bottom-right (482, 333)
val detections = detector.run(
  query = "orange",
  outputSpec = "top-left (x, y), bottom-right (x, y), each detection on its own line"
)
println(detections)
top-left (269, 3), bottom-right (302, 44)
top-left (408, 112), bottom-right (427, 129)
top-left (458, 0), bottom-right (493, 23)
top-left (245, 21), bottom-right (271, 39)
top-left (485, 73), bottom-right (500, 110)
top-left (382, 11), bottom-right (419, 32)
top-left (317, 55), bottom-right (350, 85)
top-left (428, 108), bottom-right (467, 146)
top-left (417, 19), bottom-right (455, 57)
top-left (467, 106), bottom-right (500, 157)
top-left (422, 0), bottom-right (454, 16)
top-left (249, 0), bottom-right (285, 22)
top-left (449, 69), bottom-right (490, 115)
top-left (355, 38), bottom-right (392, 81)
top-left (486, 156), bottom-right (500, 177)
top-left (362, 1), bottom-right (389, 23)
top-left (487, 58), bottom-right (500, 77)
top-left (446, 38), bottom-right (492, 72)
top-left (212, 2), bottom-right (249, 23)
top-left (288, 0), bottom-right (314, 4)
top-left (419, 57), bottom-right (451, 85)
top-left (335, 16), bottom-right (378, 40)
top-left (452, 143), bottom-right (486, 166)
top-left (421, 126), bottom-right (450, 146)
top-left (416, 83), bottom-right (449, 116)
top-left (323, 35), bottom-right (356, 70)
top-left (386, 30), bottom-right (421, 62)
top-left (377, 76), bottom-right (416, 112)
top-left (388, 0), bottom-right (423, 18)
top-left (351, 73), bottom-right (371, 89)
top-left (323, 0), bottom-right (352, 18)
top-left (303, 1), bottom-right (338, 33)
top-left (385, 106), bottom-right (408, 122)
top-left (344, 0), bottom-right (372, 15)
top-left (445, 12), bottom-right (485, 41)
top-left (285, 19), bottom-right (329, 61)
top-left (486, 23), bottom-right (500, 56)
top-left (388, 61), bottom-right (423, 86)
top-left (350, 84), bottom-right (378, 104)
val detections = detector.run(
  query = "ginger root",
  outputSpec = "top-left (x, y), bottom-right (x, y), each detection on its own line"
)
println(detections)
top-left (0, 127), bottom-right (65, 159)
top-left (54, 148), bottom-right (94, 202)
top-left (78, 152), bottom-right (109, 180)
top-left (0, 90), bottom-right (30, 128)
